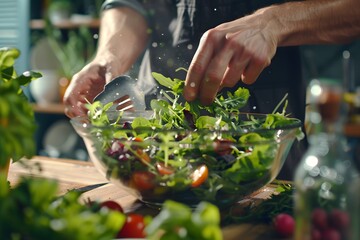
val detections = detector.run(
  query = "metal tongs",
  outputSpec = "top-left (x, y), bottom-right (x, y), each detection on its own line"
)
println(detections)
top-left (93, 75), bottom-right (146, 111)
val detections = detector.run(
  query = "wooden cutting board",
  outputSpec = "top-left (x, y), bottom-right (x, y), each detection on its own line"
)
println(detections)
top-left (8, 156), bottom-right (290, 240)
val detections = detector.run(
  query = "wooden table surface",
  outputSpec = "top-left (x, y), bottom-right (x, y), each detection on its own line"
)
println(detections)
top-left (8, 156), bottom-right (290, 240)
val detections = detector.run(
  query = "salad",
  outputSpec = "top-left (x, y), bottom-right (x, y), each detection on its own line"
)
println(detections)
top-left (78, 69), bottom-right (303, 208)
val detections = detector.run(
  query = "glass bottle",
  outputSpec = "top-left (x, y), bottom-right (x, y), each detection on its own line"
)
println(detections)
top-left (294, 79), bottom-right (360, 240)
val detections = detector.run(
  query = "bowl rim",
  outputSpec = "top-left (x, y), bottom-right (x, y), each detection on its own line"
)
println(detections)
top-left (70, 110), bottom-right (302, 142)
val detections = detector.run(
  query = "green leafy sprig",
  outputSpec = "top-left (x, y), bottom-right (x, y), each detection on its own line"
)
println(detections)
top-left (0, 176), bottom-right (125, 240)
top-left (223, 183), bottom-right (294, 225)
top-left (0, 47), bottom-right (42, 168)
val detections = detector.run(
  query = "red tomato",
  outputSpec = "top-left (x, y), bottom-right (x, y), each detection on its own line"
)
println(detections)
top-left (133, 137), bottom-right (144, 142)
top-left (131, 171), bottom-right (155, 190)
top-left (311, 208), bottom-right (329, 230)
top-left (329, 209), bottom-right (349, 231)
top-left (136, 149), bottom-right (151, 163)
top-left (213, 139), bottom-right (233, 155)
top-left (156, 162), bottom-right (174, 175)
top-left (117, 213), bottom-right (146, 238)
top-left (100, 200), bottom-right (124, 213)
top-left (191, 165), bottom-right (208, 187)
top-left (273, 213), bottom-right (295, 238)
top-left (321, 229), bottom-right (341, 240)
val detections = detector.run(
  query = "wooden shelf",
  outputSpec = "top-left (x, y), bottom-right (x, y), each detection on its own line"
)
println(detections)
top-left (31, 103), bottom-right (65, 114)
top-left (30, 19), bottom-right (100, 30)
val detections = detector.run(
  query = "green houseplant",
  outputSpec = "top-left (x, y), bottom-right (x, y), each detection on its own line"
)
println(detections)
top-left (44, 21), bottom-right (96, 100)
top-left (47, 0), bottom-right (73, 24)
top-left (0, 48), bottom-right (41, 179)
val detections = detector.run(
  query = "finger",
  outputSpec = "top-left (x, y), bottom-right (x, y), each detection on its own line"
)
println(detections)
top-left (198, 79), bottom-right (220, 105)
top-left (184, 32), bottom-right (217, 102)
top-left (199, 47), bottom-right (234, 105)
top-left (221, 57), bottom-right (249, 88)
top-left (64, 101), bottom-right (88, 118)
top-left (241, 58), bottom-right (269, 85)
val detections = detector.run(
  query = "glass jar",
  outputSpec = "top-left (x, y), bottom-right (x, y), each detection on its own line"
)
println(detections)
top-left (294, 79), bottom-right (360, 240)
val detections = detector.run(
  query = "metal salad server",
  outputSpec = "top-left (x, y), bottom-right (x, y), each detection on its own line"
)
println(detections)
top-left (93, 75), bottom-right (146, 111)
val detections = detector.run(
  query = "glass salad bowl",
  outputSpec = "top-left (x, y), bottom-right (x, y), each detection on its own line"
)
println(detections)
top-left (71, 110), bottom-right (302, 208)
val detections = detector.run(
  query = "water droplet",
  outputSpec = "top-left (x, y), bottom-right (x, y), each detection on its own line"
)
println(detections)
top-left (187, 44), bottom-right (193, 50)
top-left (152, 42), bottom-right (158, 48)
top-left (214, 8), bottom-right (217, 11)
top-left (93, 34), bottom-right (99, 39)
top-left (190, 82), bottom-right (196, 88)
top-left (252, 106), bottom-right (257, 110)
top-left (116, 93), bottom-right (119, 96)
top-left (23, 71), bottom-right (31, 77)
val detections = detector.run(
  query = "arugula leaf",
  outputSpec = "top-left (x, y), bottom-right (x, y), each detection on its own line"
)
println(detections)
top-left (152, 72), bottom-right (184, 94)
top-left (195, 116), bottom-right (227, 130)
top-left (224, 183), bottom-right (294, 225)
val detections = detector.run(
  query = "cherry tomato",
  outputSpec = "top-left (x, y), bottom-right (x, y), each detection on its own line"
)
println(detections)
top-left (117, 213), bottom-right (146, 238)
top-left (329, 209), bottom-right (349, 231)
top-left (136, 149), bottom-right (151, 163)
top-left (311, 208), bottom-right (329, 230)
top-left (156, 162), bottom-right (174, 175)
top-left (191, 165), bottom-right (208, 187)
top-left (273, 213), bottom-right (295, 238)
top-left (132, 136), bottom-right (144, 142)
top-left (213, 139), bottom-right (233, 155)
top-left (321, 229), bottom-right (341, 240)
top-left (100, 200), bottom-right (124, 213)
top-left (131, 171), bottom-right (155, 190)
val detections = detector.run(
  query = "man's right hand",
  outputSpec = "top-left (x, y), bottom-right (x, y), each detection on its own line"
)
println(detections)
top-left (63, 61), bottom-right (107, 118)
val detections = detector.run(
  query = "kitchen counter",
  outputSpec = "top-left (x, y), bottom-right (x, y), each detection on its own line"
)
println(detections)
top-left (8, 156), bottom-right (290, 240)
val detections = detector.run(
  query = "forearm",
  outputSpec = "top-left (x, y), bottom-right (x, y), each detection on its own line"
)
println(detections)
top-left (262, 0), bottom-right (360, 46)
top-left (94, 7), bottom-right (149, 76)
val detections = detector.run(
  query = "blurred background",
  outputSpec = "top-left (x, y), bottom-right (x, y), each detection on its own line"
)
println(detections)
top-left (1, 0), bottom-right (360, 161)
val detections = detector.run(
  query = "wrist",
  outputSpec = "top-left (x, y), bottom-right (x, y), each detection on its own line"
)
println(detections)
top-left (253, 6), bottom-right (284, 48)
top-left (92, 52), bottom-right (125, 82)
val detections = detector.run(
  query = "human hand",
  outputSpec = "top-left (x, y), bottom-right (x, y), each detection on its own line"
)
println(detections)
top-left (183, 10), bottom-right (278, 105)
top-left (63, 62), bottom-right (106, 118)
top-left (63, 55), bottom-right (122, 118)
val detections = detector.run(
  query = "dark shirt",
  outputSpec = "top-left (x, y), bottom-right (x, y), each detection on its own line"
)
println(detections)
top-left (102, 0), bottom-right (308, 180)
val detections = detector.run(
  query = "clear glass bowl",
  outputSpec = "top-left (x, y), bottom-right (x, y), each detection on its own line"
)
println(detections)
top-left (71, 111), bottom-right (302, 208)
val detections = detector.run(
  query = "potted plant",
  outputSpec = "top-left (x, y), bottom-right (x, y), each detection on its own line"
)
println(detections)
top-left (0, 48), bottom-right (41, 180)
top-left (44, 21), bottom-right (96, 101)
top-left (47, 0), bottom-right (73, 24)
